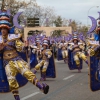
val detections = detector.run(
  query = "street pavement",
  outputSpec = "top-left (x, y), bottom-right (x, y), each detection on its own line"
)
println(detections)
top-left (0, 60), bottom-right (100, 100)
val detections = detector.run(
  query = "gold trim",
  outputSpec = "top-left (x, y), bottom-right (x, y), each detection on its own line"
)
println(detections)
top-left (3, 50), bottom-right (18, 60)
top-left (0, 81), bottom-right (28, 94)
top-left (7, 34), bottom-right (22, 42)
top-left (1, 34), bottom-right (22, 44)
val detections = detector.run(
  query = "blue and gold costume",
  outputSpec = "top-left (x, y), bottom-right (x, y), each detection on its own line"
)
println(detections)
top-left (0, 10), bottom-right (49, 100)
top-left (68, 35), bottom-right (88, 72)
top-left (30, 36), bottom-right (42, 65)
top-left (57, 40), bottom-right (68, 63)
top-left (87, 20), bottom-right (100, 91)
top-left (33, 38), bottom-right (56, 81)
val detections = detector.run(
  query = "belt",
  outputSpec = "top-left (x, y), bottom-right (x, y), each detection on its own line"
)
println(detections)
top-left (73, 49), bottom-right (81, 55)
top-left (42, 55), bottom-right (47, 60)
top-left (3, 50), bottom-right (18, 60)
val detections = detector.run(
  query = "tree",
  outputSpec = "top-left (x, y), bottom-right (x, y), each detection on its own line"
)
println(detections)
top-left (40, 6), bottom-right (57, 27)
top-left (52, 30), bottom-right (63, 37)
top-left (62, 18), bottom-right (69, 27)
top-left (3, 0), bottom-right (34, 15)
top-left (68, 20), bottom-right (78, 31)
top-left (1, 0), bottom-right (36, 26)
top-left (52, 16), bottom-right (64, 37)
top-left (24, 5), bottom-right (57, 27)
top-left (78, 25), bottom-right (88, 36)
top-left (53, 16), bottom-right (63, 27)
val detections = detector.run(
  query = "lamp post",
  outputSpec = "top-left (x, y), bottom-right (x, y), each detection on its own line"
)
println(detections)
top-left (87, 6), bottom-right (99, 26)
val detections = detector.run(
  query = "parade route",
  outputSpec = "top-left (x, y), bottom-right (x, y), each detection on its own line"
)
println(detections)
top-left (63, 75), bottom-right (75, 80)
top-left (0, 60), bottom-right (100, 100)
top-left (21, 92), bottom-right (40, 100)
top-left (0, 0), bottom-right (100, 100)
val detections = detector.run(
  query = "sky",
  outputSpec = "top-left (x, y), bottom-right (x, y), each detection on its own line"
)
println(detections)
top-left (36, 0), bottom-right (100, 26)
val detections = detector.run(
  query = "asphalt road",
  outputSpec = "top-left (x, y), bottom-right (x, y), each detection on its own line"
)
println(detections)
top-left (0, 60), bottom-right (100, 100)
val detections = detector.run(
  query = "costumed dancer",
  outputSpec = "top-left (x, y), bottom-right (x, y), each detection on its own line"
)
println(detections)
top-left (33, 38), bottom-right (56, 81)
top-left (50, 39), bottom-right (57, 58)
top-left (68, 34), bottom-right (89, 72)
top-left (34, 36), bottom-right (42, 63)
top-left (0, 11), bottom-right (49, 100)
top-left (30, 36), bottom-right (42, 69)
top-left (57, 38), bottom-right (68, 63)
top-left (87, 19), bottom-right (100, 91)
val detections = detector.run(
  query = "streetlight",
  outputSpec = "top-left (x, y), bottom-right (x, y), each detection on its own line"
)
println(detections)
top-left (87, 6), bottom-right (99, 26)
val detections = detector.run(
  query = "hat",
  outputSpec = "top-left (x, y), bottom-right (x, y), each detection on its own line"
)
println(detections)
top-left (72, 35), bottom-right (79, 42)
top-left (42, 38), bottom-right (48, 46)
top-left (36, 39), bottom-right (41, 43)
top-left (35, 36), bottom-right (41, 43)
top-left (0, 11), bottom-right (11, 29)
top-left (73, 31), bottom-right (78, 36)
top-left (43, 37), bottom-right (48, 40)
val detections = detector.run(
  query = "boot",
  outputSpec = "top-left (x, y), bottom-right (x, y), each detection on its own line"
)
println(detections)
top-left (33, 78), bottom-right (49, 94)
top-left (64, 59), bottom-right (66, 63)
top-left (40, 72), bottom-right (46, 81)
top-left (78, 69), bottom-right (81, 73)
top-left (33, 69), bottom-right (37, 74)
top-left (85, 60), bottom-right (89, 66)
top-left (77, 65), bottom-right (81, 73)
top-left (12, 90), bottom-right (20, 100)
top-left (65, 58), bottom-right (68, 63)
top-left (14, 95), bottom-right (20, 100)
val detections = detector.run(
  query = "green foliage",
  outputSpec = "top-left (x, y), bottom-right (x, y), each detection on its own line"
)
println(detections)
top-left (78, 26), bottom-right (88, 36)
top-left (53, 16), bottom-right (63, 27)
top-left (52, 16), bottom-right (63, 37)
top-left (68, 20), bottom-right (78, 31)
top-left (68, 20), bottom-right (88, 36)
top-left (52, 30), bottom-right (63, 37)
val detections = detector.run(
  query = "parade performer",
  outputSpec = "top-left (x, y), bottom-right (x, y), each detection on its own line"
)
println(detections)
top-left (34, 36), bottom-right (42, 62)
top-left (0, 11), bottom-right (49, 100)
top-left (57, 39), bottom-right (68, 63)
top-left (68, 34), bottom-right (88, 72)
top-left (30, 36), bottom-right (42, 69)
top-left (84, 13), bottom-right (100, 92)
top-left (33, 38), bottom-right (56, 81)
top-left (50, 39), bottom-right (57, 58)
